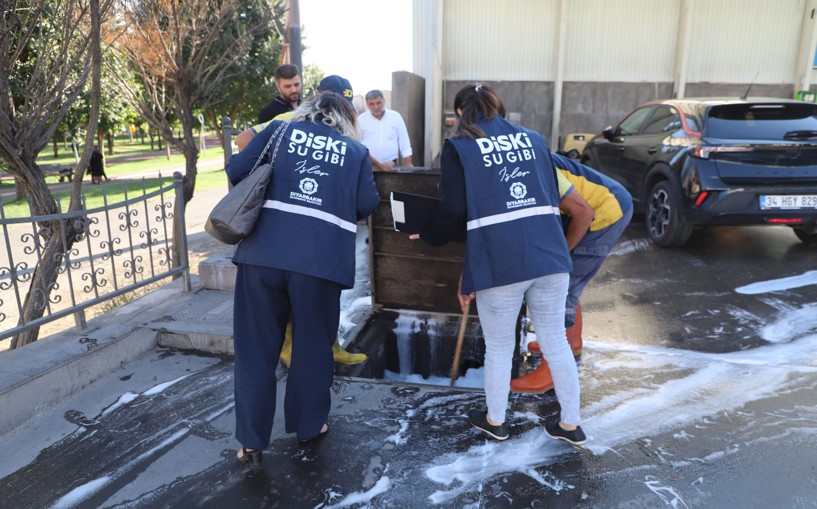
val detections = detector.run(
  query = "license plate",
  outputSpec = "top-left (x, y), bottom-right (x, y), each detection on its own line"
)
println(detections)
top-left (760, 194), bottom-right (817, 209)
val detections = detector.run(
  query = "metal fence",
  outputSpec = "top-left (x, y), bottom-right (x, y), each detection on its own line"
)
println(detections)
top-left (0, 172), bottom-right (190, 342)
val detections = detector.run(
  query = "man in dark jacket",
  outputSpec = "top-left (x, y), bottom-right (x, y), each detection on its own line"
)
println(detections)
top-left (257, 64), bottom-right (302, 123)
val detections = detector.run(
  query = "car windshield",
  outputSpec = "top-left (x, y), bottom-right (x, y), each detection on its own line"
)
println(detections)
top-left (704, 103), bottom-right (817, 140)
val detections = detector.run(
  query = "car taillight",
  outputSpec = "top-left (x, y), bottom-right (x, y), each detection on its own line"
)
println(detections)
top-left (694, 146), bottom-right (753, 159)
top-left (767, 218), bottom-right (804, 224)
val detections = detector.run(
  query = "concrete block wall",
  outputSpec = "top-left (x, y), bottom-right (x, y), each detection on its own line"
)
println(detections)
top-left (391, 71), bottom-right (426, 167)
top-left (443, 80), bottom-right (555, 142)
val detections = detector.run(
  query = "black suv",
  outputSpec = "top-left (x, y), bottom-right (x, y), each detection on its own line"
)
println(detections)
top-left (582, 97), bottom-right (817, 247)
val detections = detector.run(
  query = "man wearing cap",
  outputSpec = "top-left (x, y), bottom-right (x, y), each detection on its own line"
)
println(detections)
top-left (236, 75), bottom-right (355, 151)
top-left (358, 89), bottom-right (413, 172)
top-left (257, 64), bottom-right (302, 124)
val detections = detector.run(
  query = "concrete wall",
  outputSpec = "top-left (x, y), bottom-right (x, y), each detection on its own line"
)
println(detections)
top-left (444, 80), bottom-right (555, 141)
top-left (560, 82), bottom-right (675, 139)
top-left (683, 83), bottom-right (795, 101)
top-left (392, 71), bottom-right (426, 167)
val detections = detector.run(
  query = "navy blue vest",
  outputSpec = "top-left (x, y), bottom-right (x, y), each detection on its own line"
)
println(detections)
top-left (448, 116), bottom-right (571, 293)
top-left (228, 120), bottom-right (379, 288)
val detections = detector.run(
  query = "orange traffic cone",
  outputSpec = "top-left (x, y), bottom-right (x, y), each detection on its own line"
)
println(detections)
top-left (510, 304), bottom-right (582, 394)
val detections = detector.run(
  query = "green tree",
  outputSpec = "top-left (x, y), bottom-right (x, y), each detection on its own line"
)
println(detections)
top-left (107, 0), bottom-right (281, 207)
top-left (0, 0), bottom-right (107, 349)
top-left (203, 0), bottom-right (286, 145)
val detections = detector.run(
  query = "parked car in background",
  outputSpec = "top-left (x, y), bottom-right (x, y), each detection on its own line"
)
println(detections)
top-left (558, 132), bottom-right (595, 159)
top-left (581, 97), bottom-right (817, 247)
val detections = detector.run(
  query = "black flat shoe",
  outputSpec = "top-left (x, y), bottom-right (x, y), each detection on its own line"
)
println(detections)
top-left (298, 421), bottom-right (329, 443)
top-left (237, 447), bottom-right (262, 466)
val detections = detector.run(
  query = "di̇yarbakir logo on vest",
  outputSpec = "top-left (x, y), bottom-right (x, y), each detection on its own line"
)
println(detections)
top-left (287, 128), bottom-right (348, 206)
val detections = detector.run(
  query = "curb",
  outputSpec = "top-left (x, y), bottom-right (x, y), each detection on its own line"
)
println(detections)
top-left (0, 277), bottom-right (213, 436)
top-left (0, 326), bottom-right (157, 436)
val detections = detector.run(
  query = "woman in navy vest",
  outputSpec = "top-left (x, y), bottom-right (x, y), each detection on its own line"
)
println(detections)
top-left (416, 84), bottom-right (586, 445)
top-left (227, 92), bottom-right (379, 465)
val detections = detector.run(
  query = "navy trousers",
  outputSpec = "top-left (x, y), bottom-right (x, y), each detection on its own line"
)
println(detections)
top-left (565, 205), bottom-right (634, 326)
top-left (233, 264), bottom-right (340, 450)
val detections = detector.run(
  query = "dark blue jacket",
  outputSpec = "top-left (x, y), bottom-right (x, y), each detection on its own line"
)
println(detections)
top-left (422, 116), bottom-right (571, 293)
top-left (227, 120), bottom-right (379, 288)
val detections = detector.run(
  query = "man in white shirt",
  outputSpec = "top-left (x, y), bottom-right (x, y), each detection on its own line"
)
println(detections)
top-left (358, 90), bottom-right (413, 171)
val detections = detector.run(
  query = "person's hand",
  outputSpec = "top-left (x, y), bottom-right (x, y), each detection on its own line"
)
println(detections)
top-left (458, 292), bottom-right (474, 314)
top-left (377, 160), bottom-right (399, 172)
top-left (409, 233), bottom-right (419, 240)
top-left (457, 271), bottom-right (474, 314)
top-left (370, 156), bottom-right (399, 173)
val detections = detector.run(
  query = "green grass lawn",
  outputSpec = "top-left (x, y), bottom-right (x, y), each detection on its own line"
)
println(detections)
top-left (38, 133), bottom-right (226, 178)
top-left (1, 159), bottom-right (230, 219)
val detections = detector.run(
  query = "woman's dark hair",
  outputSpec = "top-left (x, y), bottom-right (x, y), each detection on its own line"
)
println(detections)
top-left (452, 83), bottom-right (507, 139)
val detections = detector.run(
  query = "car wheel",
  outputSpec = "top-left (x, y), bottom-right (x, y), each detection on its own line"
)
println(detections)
top-left (646, 180), bottom-right (692, 247)
top-left (793, 224), bottom-right (817, 246)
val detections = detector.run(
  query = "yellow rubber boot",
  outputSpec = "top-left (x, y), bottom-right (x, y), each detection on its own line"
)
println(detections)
top-left (281, 324), bottom-right (366, 366)
top-left (332, 338), bottom-right (367, 365)
top-left (279, 323), bottom-right (293, 367)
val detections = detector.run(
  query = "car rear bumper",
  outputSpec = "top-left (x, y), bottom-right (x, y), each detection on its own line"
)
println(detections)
top-left (684, 187), bottom-right (817, 226)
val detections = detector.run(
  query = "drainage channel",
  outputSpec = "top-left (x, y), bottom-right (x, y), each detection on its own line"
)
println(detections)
top-left (336, 309), bottom-right (530, 390)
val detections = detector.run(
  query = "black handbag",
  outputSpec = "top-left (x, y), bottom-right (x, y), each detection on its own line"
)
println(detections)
top-left (205, 121), bottom-right (289, 244)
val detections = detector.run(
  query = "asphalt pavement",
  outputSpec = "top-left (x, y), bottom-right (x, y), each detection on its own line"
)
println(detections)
top-left (1, 200), bottom-right (817, 507)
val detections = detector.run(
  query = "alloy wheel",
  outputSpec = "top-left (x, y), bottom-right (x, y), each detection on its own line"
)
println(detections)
top-left (648, 187), bottom-right (671, 239)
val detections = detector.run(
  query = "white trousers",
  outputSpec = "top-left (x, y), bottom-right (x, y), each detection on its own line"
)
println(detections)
top-left (476, 272), bottom-right (581, 426)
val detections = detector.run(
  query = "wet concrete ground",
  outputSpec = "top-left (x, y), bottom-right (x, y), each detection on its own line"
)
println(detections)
top-left (2, 220), bottom-right (817, 508)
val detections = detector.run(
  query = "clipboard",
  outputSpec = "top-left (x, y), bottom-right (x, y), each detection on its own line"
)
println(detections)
top-left (389, 191), bottom-right (440, 233)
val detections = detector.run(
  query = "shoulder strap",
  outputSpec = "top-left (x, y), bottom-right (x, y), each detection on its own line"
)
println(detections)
top-left (249, 120), bottom-right (290, 174)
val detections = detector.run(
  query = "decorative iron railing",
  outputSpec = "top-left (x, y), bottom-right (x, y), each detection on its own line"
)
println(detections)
top-left (0, 172), bottom-right (190, 342)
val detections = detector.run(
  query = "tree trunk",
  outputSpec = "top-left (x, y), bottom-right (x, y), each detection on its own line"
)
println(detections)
top-left (10, 220), bottom-right (76, 348)
top-left (53, 138), bottom-right (59, 158)
top-left (106, 132), bottom-right (114, 155)
top-left (14, 176), bottom-right (27, 201)
top-left (205, 111), bottom-right (223, 148)
top-left (97, 131), bottom-right (104, 152)
top-left (10, 0), bottom-right (102, 349)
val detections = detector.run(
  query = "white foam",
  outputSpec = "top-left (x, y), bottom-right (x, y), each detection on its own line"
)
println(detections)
top-left (384, 367), bottom-right (485, 389)
top-left (423, 304), bottom-right (817, 503)
top-left (735, 270), bottom-right (817, 294)
top-left (323, 475), bottom-right (391, 509)
top-left (759, 304), bottom-right (817, 344)
top-left (642, 476), bottom-right (690, 508)
top-left (142, 374), bottom-right (191, 396)
top-left (50, 476), bottom-right (111, 509)
top-left (101, 392), bottom-right (139, 417)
